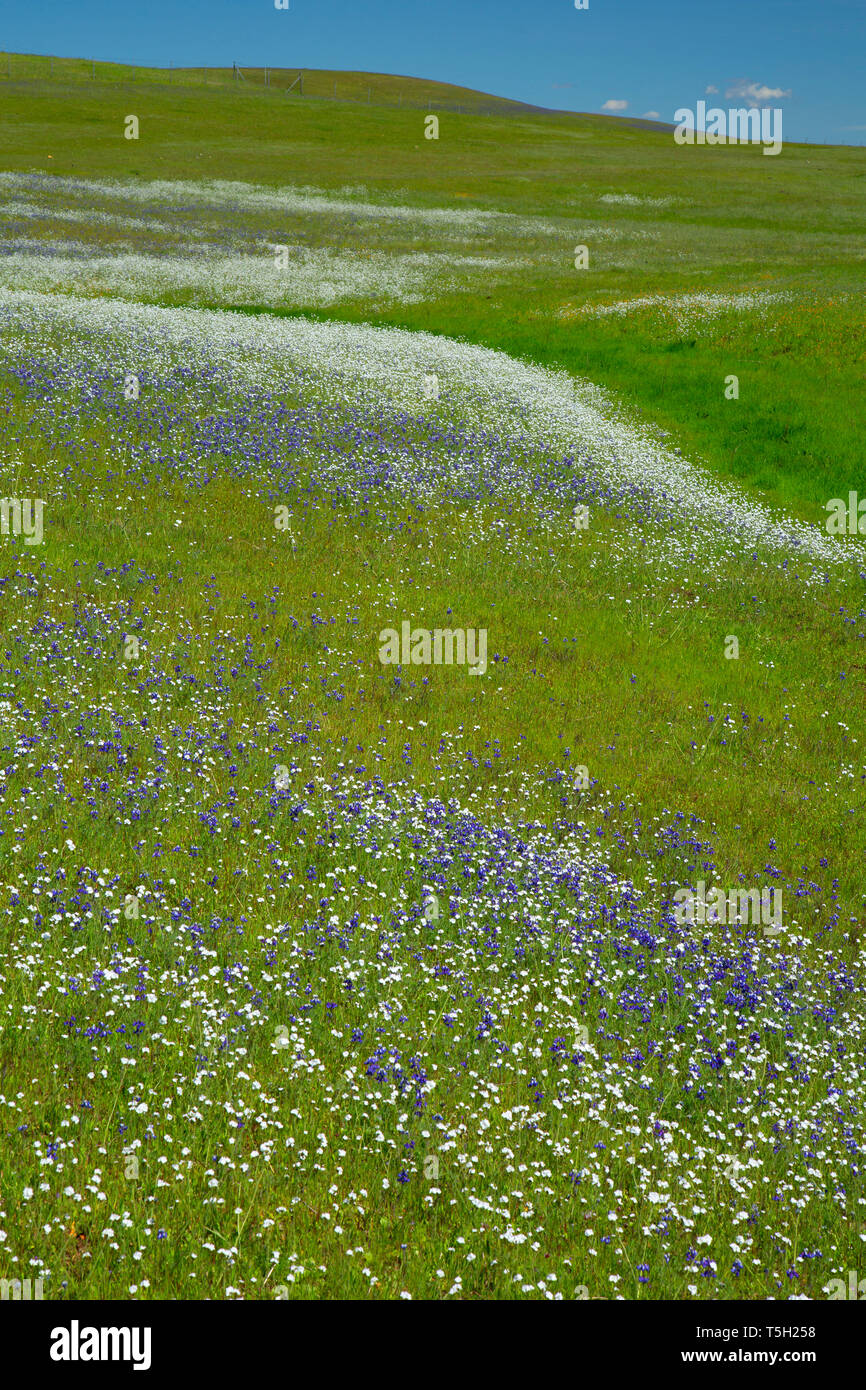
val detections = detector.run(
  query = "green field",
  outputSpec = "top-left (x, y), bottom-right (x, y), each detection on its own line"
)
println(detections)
top-left (0, 61), bottom-right (864, 1303)
top-left (2, 61), bottom-right (864, 512)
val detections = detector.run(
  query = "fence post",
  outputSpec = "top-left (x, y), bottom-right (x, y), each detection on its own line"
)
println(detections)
top-left (92, 58), bottom-right (95, 79)
top-left (300, 72), bottom-right (303, 95)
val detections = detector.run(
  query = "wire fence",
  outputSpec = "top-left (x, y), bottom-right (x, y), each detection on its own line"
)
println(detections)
top-left (0, 52), bottom-right (566, 119)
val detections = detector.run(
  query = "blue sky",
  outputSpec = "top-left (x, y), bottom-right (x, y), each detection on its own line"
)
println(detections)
top-left (4, 0), bottom-right (865, 145)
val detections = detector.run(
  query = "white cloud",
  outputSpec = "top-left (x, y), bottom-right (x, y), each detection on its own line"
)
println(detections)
top-left (724, 79), bottom-right (792, 108)
top-left (640, 111), bottom-right (661, 120)
top-left (601, 99), bottom-right (628, 112)
top-left (705, 85), bottom-right (719, 95)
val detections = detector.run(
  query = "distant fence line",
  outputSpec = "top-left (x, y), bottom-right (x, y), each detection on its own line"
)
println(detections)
top-left (0, 52), bottom-right (560, 118)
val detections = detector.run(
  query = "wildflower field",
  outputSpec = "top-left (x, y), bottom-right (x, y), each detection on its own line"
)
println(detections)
top-left (0, 63), bottom-right (865, 1304)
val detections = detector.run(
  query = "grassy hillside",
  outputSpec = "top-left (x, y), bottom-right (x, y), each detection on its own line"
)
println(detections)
top-left (0, 52), bottom-right (569, 112)
top-left (1, 67), bottom-right (864, 515)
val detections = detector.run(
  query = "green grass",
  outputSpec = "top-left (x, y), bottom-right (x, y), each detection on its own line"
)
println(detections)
top-left (0, 52), bottom-right (568, 111)
top-left (1, 65), bottom-right (864, 513)
top-left (0, 63), bottom-right (865, 1303)
top-left (1, 368), bottom-right (864, 1300)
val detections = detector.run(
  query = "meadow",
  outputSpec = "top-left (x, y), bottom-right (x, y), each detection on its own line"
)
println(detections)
top-left (0, 62), bottom-right (864, 1302)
